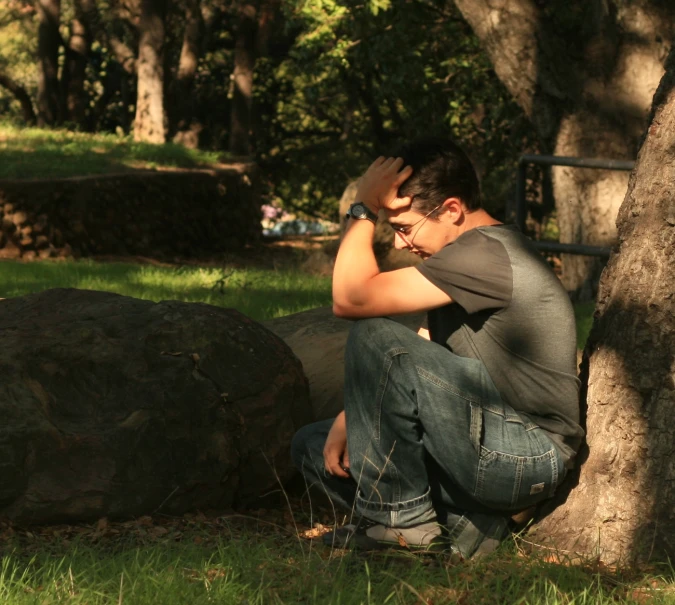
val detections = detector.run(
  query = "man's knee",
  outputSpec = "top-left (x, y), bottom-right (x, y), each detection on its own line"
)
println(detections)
top-left (346, 317), bottom-right (406, 356)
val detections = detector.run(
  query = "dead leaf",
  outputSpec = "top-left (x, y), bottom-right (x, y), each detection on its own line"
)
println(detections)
top-left (160, 351), bottom-right (183, 356)
top-left (96, 517), bottom-right (108, 531)
top-left (300, 524), bottom-right (331, 539)
top-left (397, 533), bottom-right (408, 548)
top-left (190, 353), bottom-right (200, 363)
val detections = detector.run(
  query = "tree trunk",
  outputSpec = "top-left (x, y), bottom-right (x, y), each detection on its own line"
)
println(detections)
top-left (133, 0), bottom-right (167, 144)
top-left (0, 72), bottom-right (37, 124)
top-left (453, 0), bottom-right (674, 299)
top-left (61, 0), bottom-right (95, 127)
top-left (529, 45), bottom-right (675, 565)
top-left (36, 0), bottom-right (61, 126)
top-left (229, 2), bottom-right (257, 156)
top-left (171, 0), bottom-right (202, 148)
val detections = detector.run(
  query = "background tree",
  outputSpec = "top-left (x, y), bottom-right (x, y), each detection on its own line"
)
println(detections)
top-left (170, 0), bottom-right (203, 147)
top-left (452, 0), bottom-right (675, 299)
top-left (529, 43), bottom-right (675, 564)
top-left (36, 0), bottom-right (61, 125)
top-left (133, 0), bottom-right (167, 143)
top-left (229, 1), bottom-right (257, 155)
top-left (60, 0), bottom-right (95, 127)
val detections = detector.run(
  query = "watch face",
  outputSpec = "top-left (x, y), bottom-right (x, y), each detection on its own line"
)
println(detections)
top-left (352, 203), bottom-right (367, 218)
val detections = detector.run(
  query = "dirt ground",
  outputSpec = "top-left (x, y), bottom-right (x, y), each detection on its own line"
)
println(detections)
top-left (90, 235), bottom-right (340, 274)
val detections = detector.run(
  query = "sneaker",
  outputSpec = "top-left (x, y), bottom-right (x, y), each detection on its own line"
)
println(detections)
top-left (323, 519), bottom-right (444, 551)
top-left (323, 513), bottom-right (510, 559)
top-left (447, 512), bottom-right (511, 559)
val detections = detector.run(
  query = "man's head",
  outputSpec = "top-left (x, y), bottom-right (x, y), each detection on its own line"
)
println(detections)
top-left (393, 136), bottom-right (481, 215)
top-left (385, 137), bottom-right (485, 258)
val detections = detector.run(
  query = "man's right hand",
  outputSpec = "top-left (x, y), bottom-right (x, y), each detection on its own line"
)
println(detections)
top-left (323, 410), bottom-right (351, 478)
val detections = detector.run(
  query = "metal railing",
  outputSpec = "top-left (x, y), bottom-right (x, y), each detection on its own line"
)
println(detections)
top-left (514, 155), bottom-right (635, 258)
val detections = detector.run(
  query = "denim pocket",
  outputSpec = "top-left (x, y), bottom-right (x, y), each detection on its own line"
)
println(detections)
top-left (474, 446), bottom-right (561, 510)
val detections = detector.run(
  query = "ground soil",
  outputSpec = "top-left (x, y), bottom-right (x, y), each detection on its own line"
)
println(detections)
top-left (90, 235), bottom-right (340, 271)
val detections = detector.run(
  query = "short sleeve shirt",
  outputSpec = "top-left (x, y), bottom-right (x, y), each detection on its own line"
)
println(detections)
top-left (416, 225), bottom-right (583, 464)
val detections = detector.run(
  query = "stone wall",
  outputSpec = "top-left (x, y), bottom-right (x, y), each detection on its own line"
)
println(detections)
top-left (0, 165), bottom-right (261, 260)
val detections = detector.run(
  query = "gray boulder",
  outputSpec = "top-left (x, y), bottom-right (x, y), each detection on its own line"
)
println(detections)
top-left (264, 307), bottom-right (423, 421)
top-left (0, 289), bottom-right (310, 524)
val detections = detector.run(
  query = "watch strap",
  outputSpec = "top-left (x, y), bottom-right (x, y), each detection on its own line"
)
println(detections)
top-left (346, 202), bottom-right (378, 224)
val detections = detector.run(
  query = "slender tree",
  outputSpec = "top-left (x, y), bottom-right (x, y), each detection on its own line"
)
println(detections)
top-left (529, 43), bottom-right (675, 564)
top-left (36, 0), bottom-right (61, 126)
top-left (171, 0), bottom-right (203, 147)
top-left (133, 0), bottom-right (167, 143)
top-left (229, 1), bottom-right (257, 156)
top-left (61, 0), bottom-right (96, 127)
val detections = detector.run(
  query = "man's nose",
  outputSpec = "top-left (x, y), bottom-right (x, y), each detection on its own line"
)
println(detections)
top-left (393, 232), bottom-right (409, 250)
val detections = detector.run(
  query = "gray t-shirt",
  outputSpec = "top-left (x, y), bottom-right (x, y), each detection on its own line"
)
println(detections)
top-left (416, 224), bottom-right (583, 466)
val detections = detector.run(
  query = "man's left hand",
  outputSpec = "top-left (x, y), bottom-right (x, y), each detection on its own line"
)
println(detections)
top-left (356, 156), bottom-right (413, 212)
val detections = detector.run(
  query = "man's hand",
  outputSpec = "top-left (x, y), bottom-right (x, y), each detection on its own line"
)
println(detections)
top-left (323, 411), bottom-right (351, 478)
top-left (356, 157), bottom-right (413, 212)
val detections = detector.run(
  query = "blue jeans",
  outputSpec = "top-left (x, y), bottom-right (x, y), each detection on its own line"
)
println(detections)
top-left (291, 318), bottom-right (566, 528)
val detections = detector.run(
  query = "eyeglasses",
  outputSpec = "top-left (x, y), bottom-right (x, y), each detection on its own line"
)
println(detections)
top-left (389, 203), bottom-right (443, 248)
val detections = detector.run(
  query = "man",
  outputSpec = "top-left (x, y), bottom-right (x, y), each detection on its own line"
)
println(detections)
top-left (291, 137), bottom-right (583, 557)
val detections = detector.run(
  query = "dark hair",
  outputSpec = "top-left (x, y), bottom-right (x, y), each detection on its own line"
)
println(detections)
top-left (391, 136), bottom-right (482, 217)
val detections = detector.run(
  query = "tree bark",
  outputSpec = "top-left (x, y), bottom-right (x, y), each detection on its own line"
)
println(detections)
top-left (171, 0), bottom-right (203, 148)
top-left (133, 0), bottom-right (167, 144)
top-left (61, 0), bottom-right (96, 127)
top-left (0, 72), bottom-right (37, 124)
top-left (529, 45), bottom-right (675, 565)
top-left (453, 0), bottom-right (674, 299)
top-left (229, 2), bottom-right (257, 156)
top-left (36, 0), bottom-right (61, 126)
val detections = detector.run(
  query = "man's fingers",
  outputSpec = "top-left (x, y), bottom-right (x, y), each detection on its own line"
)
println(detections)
top-left (368, 156), bottom-right (387, 172)
top-left (388, 196), bottom-right (413, 210)
top-left (324, 449), bottom-right (349, 478)
top-left (393, 164), bottom-right (413, 185)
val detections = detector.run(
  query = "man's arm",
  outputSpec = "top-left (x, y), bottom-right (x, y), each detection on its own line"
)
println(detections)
top-left (332, 157), bottom-right (453, 318)
top-left (417, 316), bottom-right (430, 340)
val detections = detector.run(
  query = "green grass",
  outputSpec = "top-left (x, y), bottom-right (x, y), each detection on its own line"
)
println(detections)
top-left (1, 514), bottom-right (673, 605)
top-left (575, 301), bottom-right (596, 351)
top-left (0, 258), bottom-right (596, 347)
top-left (0, 259), bottom-right (333, 322)
top-left (0, 124), bottom-right (228, 179)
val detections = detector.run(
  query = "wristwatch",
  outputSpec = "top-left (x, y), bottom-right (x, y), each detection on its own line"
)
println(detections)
top-left (346, 202), bottom-right (378, 224)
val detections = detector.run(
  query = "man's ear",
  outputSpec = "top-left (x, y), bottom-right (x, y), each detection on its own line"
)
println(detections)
top-left (443, 197), bottom-right (465, 224)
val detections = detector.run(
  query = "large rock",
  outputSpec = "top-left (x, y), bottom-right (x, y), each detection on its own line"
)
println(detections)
top-left (264, 307), bottom-right (423, 421)
top-left (0, 289), bottom-right (310, 524)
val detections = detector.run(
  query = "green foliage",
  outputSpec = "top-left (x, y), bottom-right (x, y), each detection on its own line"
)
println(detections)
top-left (1, 0), bottom-right (538, 223)
top-left (575, 301), bottom-right (596, 351)
top-left (256, 0), bottom-right (536, 219)
top-left (0, 1), bottom-right (37, 121)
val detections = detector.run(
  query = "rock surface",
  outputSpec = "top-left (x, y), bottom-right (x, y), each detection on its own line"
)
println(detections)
top-left (0, 289), bottom-right (310, 524)
top-left (264, 307), bottom-right (423, 421)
